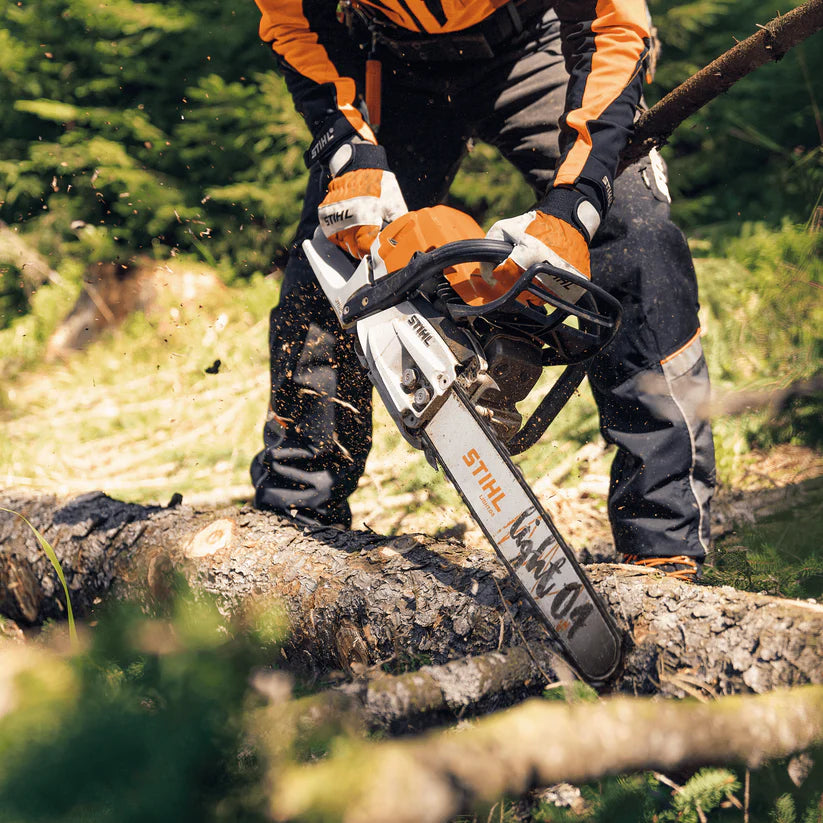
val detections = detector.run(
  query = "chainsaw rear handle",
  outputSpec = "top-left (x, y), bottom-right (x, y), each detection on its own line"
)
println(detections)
top-left (342, 239), bottom-right (622, 362)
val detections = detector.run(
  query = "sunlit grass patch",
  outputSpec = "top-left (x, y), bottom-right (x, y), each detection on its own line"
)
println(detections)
top-left (0, 268), bottom-right (279, 504)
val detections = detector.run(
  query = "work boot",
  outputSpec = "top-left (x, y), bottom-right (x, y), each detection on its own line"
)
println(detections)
top-left (622, 554), bottom-right (703, 582)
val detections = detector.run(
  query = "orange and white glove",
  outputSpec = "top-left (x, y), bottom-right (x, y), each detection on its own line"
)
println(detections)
top-left (485, 188), bottom-right (603, 305)
top-left (318, 142), bottom-right (408, 259)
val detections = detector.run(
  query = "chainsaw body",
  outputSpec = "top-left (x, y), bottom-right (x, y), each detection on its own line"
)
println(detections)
top-left (303, 206), bottom-right (624, 685)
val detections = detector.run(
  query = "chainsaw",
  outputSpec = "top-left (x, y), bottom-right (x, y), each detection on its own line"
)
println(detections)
top-left (304, 205), bottom-right (623, 686)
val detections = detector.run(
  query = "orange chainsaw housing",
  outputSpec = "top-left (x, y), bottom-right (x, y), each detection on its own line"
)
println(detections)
top-left (373, 205), bottom-right (535, 306)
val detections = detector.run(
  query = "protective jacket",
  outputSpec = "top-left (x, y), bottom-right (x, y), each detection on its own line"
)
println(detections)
top-left (254, 0), bottom-right (651, 218)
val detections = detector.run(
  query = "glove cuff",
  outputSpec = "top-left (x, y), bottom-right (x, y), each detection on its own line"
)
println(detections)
top-left (328, 142), bottom-right (389, 177)
top-left (539, 184), bottom-right (603, 243)
top-left (304, 114), bottom-right (364, 168)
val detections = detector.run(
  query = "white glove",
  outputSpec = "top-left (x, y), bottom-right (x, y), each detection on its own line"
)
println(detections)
top-left (318, 142), bottom-right (407, 258)
top-left (485, 209), bottom-right (592, 305)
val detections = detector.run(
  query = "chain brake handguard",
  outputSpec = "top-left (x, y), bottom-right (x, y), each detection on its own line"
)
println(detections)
top-left (343, 240), bottom-right (622, 363)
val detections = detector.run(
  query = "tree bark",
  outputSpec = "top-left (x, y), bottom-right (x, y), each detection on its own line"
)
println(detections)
top-left (620, 0), bottom-right (823, 170)
top-left (267, 685), bottom-right (823, 823)
top-left (0, 221), bottom-right (60, 292)
top-left (256, 641), bottom-right (560, 736)
top-left (2, 490), bottom-right (823, 697)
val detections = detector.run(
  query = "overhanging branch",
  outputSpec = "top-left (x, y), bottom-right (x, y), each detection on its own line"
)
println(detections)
top-left (620, 0), bottom-right (823, 170)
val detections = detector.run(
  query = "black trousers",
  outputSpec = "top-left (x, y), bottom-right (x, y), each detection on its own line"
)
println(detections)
top-left (251, 10), bottom-right (716, 558)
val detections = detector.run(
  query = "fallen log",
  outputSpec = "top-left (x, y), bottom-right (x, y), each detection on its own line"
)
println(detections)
top-left (1, 490), bottom-right (822, 697)
top-left (267, 685), bottom-right (823, 823)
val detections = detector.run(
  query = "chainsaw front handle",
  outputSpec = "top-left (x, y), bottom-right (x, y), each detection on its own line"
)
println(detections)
top-left (341, 239), bottom-right (512, 323)
top-left (342, 239), bottom-right (622, 364)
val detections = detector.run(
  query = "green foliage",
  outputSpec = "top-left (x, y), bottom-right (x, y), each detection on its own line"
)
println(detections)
top-left (0, 590), bottom-right (285, 823)
top-left (658, 768), bottom-right (740, 823)
top-left (697, 220), bottom-right (822, 389)
top-left (0, 260), bottom-right (82, 373)
top-left (773, 792), bottom-right (823, 823)
top-left (696, 221), bottom-right (823, 465)
top-left (0, 263), bottom-right (29, 329)
top-left (0, 0), bottom-right (308, 276)
top-left (804, 795), bottom-right (823, 823)
top-left (706, 477), bottom-right (823, 598)
top-left (775, 793), bottom-right (799, 823)
top-left (542, 680), bottom-right (599, 703)
top-left (647, 0), bottom-right (823, 230)
top-left (533, 774), bottom-right (663, 822)
top-left (532, 765), bottom-right (823, 823)
top-left (448, 141), bottom-right (536, 230)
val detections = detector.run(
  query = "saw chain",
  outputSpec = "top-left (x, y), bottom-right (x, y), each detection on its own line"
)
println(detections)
top-left (303, 210), bottom-right (623, 685)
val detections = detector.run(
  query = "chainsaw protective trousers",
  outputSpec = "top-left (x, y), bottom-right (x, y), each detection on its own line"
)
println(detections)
top-left (251, 8), bottom-right (716, 558)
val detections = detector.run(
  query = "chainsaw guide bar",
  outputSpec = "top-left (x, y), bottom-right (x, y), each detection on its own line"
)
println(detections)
top-left (425, 387), bottom-right (622, 685)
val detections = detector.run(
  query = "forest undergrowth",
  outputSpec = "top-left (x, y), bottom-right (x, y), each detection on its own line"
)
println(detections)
top-left (1, 219), bottom-right (822, 822)
top-left (1, 218), bottom-right (820, 566)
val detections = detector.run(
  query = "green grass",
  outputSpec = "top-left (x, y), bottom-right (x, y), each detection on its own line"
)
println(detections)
top-left (692, 222), bottom-right (823, 490)
top-left (0, 262), bottom-right (278, 503)
top-left (696, 225), bottom-right (822, 373)
top-left (706, 476), bottom-right (823, 598)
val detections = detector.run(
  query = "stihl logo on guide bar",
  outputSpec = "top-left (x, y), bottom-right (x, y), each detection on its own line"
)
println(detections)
top-left (462, 449), bottom-right (505, 512)
top-left (407, 315), bottom-right (433, 345)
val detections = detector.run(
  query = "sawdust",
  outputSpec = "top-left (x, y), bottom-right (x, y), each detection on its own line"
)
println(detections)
top-left (350, 442), bottom-right (823, 560)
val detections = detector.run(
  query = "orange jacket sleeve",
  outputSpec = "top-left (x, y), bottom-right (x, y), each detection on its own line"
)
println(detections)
top-left (254, 0), bottom-right (377, 164)
top-left (550, 0), bottom-right (651, 215)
